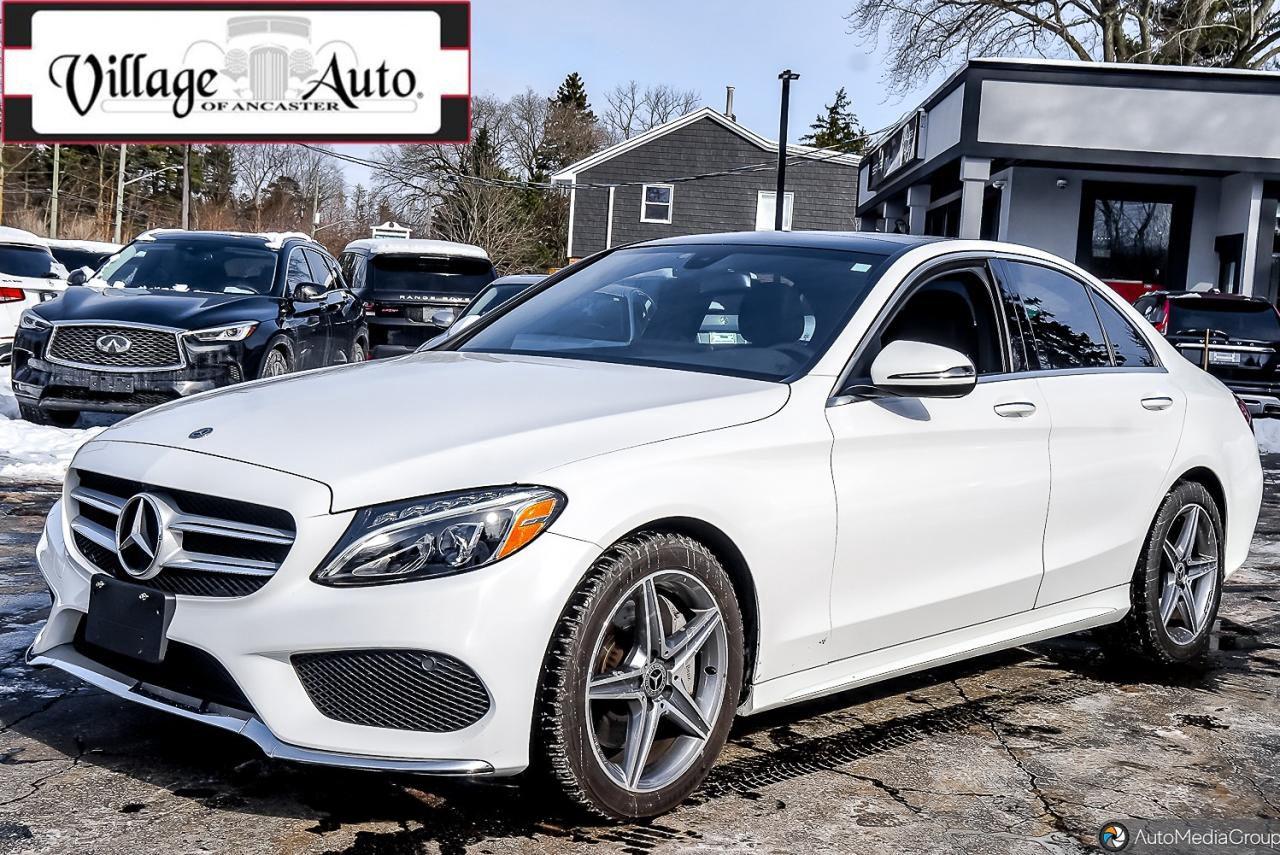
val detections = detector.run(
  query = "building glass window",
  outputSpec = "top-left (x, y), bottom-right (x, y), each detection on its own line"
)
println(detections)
top-left (1076, 182), bottom-right (1193, 290)
top-left (641, 184), bottom-right (674, 224)
top-left (755, 191), bottom-right (795, 231)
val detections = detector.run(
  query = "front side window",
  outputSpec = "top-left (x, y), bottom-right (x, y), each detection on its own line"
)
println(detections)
top-left (641, 184), bottom-right (674, 224)
top-left (286, 248), bottom-right (314, 292)
top-left (0, 244), bottom-right (59, 278)
top-left (303, 248), bottom-right (340, 290)
top-left (97, 240), bottom-right (278, 295)
top-left (458, 244), bottom-right (890, 381)
top-left (1090, 292), bottom-right (1156, 367)
top-left (1001, 261), bottom-right (1111, 370)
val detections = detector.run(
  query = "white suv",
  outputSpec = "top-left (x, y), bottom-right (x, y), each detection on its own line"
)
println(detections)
top-left (28, 232), bottom-right (1262, 819)
top-left (0, 227), bottom-right (67, 365)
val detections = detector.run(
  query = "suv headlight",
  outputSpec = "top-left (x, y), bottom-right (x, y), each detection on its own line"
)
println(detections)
top-left (18, 310), bottom-right (51, 331)
top-left (185, 322), bottom-right (258, 343)
top-left (313, 486), bottom-right (566, 587)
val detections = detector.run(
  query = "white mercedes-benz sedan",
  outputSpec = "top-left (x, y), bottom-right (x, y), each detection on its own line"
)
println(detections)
top-left (27, 232), bottom-right (1262, 819)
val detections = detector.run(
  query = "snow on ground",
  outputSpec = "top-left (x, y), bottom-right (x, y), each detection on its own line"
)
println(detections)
top-left (1256, 418), bottom-right (1280, 454)
top-left (0, 376), bottom-right (105, 483)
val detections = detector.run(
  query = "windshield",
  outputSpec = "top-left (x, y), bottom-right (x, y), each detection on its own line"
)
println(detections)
top-left (461, 283), bottom-right (529, 320)
top-left (368, 255), bottom-right (496, 295)
top-left (0, 245), bottom-right (59, 278)
top-left (51, 247), bottom-right (112, 272)
top-left (1168, 301), bottom-right (1280, 341)
top-left (96, 240), bottom-right (278, 295)
top-left (458, 244), bottom-right (889, 381)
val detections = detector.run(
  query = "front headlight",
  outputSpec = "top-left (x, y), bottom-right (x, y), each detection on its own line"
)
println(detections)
top-left (185, 322), bottom-right (258, 343)
top-left (313, 486), bottom-right (566, 587)
top-left (18, 310), bottom-right (51, 331)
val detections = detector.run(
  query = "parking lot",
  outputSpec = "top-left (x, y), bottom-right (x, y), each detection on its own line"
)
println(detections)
top-left (1, 464), bottom-right (1278, 855)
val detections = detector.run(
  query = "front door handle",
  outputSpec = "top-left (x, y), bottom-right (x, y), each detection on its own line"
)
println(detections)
top-left (994, 401), bottom-right (1037, 418)
top-left (1141, 396), bottom-right (1174, 411)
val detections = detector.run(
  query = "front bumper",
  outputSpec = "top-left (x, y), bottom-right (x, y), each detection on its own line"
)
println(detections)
top-left (29, 441), bottom-right (601, 775)
top-left (11, 353), bottom-right (244, 415)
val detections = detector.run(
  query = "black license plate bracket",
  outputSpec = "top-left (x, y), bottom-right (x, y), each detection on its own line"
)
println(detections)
top-left (84, 575), bottom-right (175, 664)
top-left (87, 374), bottom-right (135, 394)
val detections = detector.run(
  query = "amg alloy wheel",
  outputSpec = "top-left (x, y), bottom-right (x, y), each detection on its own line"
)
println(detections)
top-left (1111, 481), bottom-right (1224, 664)
top-left (538, 532), bottom-right (743, 819)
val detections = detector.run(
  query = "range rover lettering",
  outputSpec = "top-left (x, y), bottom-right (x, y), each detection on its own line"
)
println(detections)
top-left (28, 233), bottom-right (1261, 819)
top-left (11, 230), bottom-right (367, 425)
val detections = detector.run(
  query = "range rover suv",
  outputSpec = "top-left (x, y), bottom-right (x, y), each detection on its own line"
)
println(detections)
top-left (11, 230), bottom-right (367, 425)
top-left (339, 238), bottom-right (496, 357)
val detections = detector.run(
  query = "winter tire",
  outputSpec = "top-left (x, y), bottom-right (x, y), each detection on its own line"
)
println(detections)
top-left (257, 342), bottom-right (293, 379)
top-left (537, 532), bottom-right (744, 820)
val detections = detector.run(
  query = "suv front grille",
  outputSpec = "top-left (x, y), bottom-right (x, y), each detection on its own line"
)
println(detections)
top-left (48, 324), bottom-right (182, 370)
top-left (293, 650), bottom-right (491, 732)
top-left (67, 469), bottom-right (295, 598)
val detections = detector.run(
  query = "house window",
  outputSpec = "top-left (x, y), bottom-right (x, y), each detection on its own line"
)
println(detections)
top-left (755, 191), bottom-right (795, 231)
top-left (1076, 181), bottom-right (1194, 290)
top-left (641, 184), bottom-right (674, 224)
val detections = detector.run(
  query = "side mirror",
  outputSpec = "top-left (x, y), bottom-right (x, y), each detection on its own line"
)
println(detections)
top-left (293, 282), bottom-right (323, 302)
top-left (867, 340), bottom-right (976, 399)
top-left (66, 267), bottom-right (90, 286)
top-left (430, 308), bottom-right (458, 328)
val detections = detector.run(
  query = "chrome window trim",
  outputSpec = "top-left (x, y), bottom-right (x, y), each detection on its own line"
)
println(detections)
top-left (46, 320), bottom-right (188, 373)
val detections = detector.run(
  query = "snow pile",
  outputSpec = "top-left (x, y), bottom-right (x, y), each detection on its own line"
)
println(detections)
top-left (0, 376), bottom-right (104, 483)
top-left (1255, 419), bottom-right (1280, 454)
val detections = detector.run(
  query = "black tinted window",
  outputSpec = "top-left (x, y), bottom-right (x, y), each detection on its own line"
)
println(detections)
top-left (1168, 301), bottom-right (1280, 341)
top-left (303, 249), bottom-right (340, 290)
top-left (0, 245), bottom-right (57, 278)
top-left (1003, 262), bottom-right (1111, 370)
top-left (1090, 292), bottom-right (1156, 367)
top-left (286, 249), bottom-right (313, 290)
top-left (368, 255), bottom-right (495, 295)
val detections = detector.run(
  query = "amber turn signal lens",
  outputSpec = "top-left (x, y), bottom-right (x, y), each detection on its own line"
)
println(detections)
top-left (496, 497), bottom-right (560, 559)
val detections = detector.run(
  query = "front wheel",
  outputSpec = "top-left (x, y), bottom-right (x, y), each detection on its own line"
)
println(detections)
top-left (257, 346), bottom-right (293, 379)
top-left (1109, 481), bottom-right (1224, 664)
top-left (537, 532), bottom-right (744, 820)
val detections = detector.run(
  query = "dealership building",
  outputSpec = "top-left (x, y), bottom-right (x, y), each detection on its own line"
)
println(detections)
top-left (856, 58), bottom-right (1280, 302)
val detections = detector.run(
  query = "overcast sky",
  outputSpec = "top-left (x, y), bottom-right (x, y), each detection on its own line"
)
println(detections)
top-left (334, 0), bottom-right (947, 188)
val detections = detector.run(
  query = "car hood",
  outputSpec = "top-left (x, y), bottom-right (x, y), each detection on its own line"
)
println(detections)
top-left (34, 285), bottom-right (277, 328)
top-left (92, 351), bottom-right (789, 511)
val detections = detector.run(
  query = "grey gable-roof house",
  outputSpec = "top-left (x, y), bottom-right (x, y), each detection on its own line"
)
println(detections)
top-left (552, 107), bottom-right (861, 260)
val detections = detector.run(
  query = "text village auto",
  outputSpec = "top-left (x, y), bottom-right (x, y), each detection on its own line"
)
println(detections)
top-left (11, 230), bottom-right (367, 425)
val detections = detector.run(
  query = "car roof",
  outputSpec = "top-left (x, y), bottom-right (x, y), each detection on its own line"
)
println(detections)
top-left (47, 238), bottom-right (123, 253)
top-left (0, 226), bottom-right (51, 249)
top-left (490, 274), bottom-right (545, 286)
top-left (136, 229), bottom-right (316, 250)
top-left (631, 230), bottom-right (943, 254)
top-left (343, 238), bottom-right (491, 260)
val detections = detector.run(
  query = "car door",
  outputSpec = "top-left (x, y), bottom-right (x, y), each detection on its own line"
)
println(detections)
top-left (993, 259), bottom-right (1187, 607)
top-left (284, 246), bottom-right (330, 370)
top-left (825, 260), bottom-right (1052, 658)
top-left (304, 248), bottom-right (360, 364)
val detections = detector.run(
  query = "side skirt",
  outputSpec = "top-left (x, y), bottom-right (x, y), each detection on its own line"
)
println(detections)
top-left (740, 585), bottom-right (1129, 715)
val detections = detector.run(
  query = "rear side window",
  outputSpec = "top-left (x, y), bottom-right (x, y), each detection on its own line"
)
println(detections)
top-left (1090, 292), bottom-right (1156, 367)
top-left (1001, 261), bottom-right (1111, 370)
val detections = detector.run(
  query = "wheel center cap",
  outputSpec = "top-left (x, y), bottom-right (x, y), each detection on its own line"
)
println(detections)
top-left (641, 663), bottom-right (669, 698)
top-left (1174, 561), bottom-right (1187, 584)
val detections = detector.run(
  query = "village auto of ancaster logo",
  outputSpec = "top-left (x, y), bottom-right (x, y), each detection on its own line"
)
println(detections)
top-left (0, 2), bottom-right (471, 143)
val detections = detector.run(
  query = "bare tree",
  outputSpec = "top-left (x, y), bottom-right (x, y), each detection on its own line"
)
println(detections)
top-left (847, 0), bottom-right (1280, 93)
top-left (507, 88), bottom-right (551, 180)
top-left (603, 82), bottom-right (701, 142)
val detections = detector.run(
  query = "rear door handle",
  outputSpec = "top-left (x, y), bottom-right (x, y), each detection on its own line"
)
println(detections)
top-left (994, 401), bottom-right (1037, 418)
top-left (1141, 396), bottom-right (1174, 411)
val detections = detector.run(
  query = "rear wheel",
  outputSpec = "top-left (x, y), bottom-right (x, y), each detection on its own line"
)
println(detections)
top-left (537, 532), bottom-right (743, 820)
top-left (1109, 481), bottom-right (1224, 664)
top-left (18, 403), bottom-right (78, 428)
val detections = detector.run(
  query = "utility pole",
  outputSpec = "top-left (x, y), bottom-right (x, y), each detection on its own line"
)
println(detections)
top-left (49, 144), bottom-right (61, 238)
top-left (113, 144), bottom-right (128, 244)
top-left (775, 69), bottom-right (800, 231)
top-left (311, 176), bottom-right (320, 237)
top-left (181, 145), bottom-right (191, 230)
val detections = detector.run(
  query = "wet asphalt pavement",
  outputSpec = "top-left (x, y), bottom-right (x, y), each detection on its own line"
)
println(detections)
top-left (1, 466), bottom-right (1278, 854)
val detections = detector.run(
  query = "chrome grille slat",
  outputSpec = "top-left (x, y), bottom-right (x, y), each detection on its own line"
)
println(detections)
top-left (67, 469), bottom-right (296, 597)
top-left (48, 324), bottom-right (183, 371)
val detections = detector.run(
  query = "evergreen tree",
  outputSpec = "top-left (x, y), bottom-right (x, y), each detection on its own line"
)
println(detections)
top-left (801, 88), bottom-right (868, 155)
top-left (551, 72), bottom-right (593, 119)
